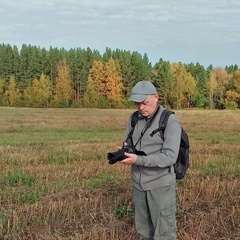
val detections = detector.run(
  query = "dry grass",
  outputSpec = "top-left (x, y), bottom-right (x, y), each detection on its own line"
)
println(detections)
top-left (0, 107), bottom-right (239, 240)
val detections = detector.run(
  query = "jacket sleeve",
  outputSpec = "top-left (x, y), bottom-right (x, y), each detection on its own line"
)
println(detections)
top-left (135, 114), bottom-right (181, 168)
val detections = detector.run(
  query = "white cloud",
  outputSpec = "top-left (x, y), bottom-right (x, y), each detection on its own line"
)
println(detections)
top-left (0, 0), bottom-right (239, 67)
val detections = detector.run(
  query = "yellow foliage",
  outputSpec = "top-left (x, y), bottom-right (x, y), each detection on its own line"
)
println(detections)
top-left (170, 63), bottom-right (196, 108)
top-left (85, 58), bottom-right (123, 107)
top-left (225, 90), bottom-right (240, 102)
top-left (104, 58), bottom-right (123, 101)
top-left (4, 76), bottom-right (21, 106)
top-left (232, 70), bottom-right (240, 92)
top-left (54, 59), bottom-right (73, 105)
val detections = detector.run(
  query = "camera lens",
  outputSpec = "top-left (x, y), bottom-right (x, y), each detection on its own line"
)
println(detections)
top-left (107, 148), bottom-right (127, 164)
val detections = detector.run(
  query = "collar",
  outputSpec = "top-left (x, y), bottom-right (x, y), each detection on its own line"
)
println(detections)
top-left (147, 104), bottom-right (160, 120)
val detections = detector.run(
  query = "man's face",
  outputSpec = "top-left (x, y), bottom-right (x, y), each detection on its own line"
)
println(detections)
top-left (135, 94), bottom-right (159, 117)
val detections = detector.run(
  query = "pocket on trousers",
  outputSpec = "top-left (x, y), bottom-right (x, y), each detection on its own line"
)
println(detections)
top-left (158, 206), bottom-right (176, 238)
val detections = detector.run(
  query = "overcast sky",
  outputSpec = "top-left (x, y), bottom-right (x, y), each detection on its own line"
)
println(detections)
top-left (1, 0), bottom-right (239, 68)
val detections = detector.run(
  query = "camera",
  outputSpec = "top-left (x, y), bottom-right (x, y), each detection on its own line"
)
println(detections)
top-left (108, 144), bottom-right (146, 164)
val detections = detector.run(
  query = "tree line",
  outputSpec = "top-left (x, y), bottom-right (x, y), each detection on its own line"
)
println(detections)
top-left (0, 43), bottom-right (239, 109)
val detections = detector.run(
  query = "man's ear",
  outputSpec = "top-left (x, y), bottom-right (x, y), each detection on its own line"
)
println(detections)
top-left (154, 94), bottom-right (159, 102)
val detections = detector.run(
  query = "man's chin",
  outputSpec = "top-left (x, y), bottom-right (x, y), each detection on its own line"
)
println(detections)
top-left (140, 112), bottom-right (148, 117)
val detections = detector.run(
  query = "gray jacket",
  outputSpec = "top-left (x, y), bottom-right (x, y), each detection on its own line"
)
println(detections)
top-left (123, 105), bottom-right (181, 191)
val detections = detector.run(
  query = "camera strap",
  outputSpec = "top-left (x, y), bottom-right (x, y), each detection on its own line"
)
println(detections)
top-left (129, 105), bottom-right (160, 148)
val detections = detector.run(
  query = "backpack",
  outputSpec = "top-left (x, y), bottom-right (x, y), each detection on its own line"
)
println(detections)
top-left (131, 109), bottom-right (189, 180)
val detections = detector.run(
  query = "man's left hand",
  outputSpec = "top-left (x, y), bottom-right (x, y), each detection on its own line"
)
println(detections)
top-left (120, 152), bottom-right (137, 165)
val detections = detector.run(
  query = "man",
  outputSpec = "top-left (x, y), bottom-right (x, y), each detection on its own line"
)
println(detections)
top-left (120, 80), bottom-right (181, 240)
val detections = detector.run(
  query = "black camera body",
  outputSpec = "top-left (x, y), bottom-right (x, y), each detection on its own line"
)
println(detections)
top-left (108, 144), bottom-right (134, 164)
top-left (108, 144), bottom-right (146, 164)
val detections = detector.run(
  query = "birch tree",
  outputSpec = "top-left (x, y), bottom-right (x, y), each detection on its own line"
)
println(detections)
top-left (53, 59), bottom-right (73, 107)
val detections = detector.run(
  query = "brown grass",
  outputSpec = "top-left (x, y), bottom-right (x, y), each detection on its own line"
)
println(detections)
top-left (0, 107), bottom-right (239, 240)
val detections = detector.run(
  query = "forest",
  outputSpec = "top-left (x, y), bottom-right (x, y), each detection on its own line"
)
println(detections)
top-left (0, 43), bottom-right (239, 109)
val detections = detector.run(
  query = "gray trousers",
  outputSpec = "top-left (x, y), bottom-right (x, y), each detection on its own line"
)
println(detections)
top-left (133, 185), bottom-right (176, 240)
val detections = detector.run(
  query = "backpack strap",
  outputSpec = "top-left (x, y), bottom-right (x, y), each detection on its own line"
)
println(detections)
top-left (150, 109), bottom-right (174, 138)
top-left (131, 111), bottom-right (139, 129)
top-left (158, 109), bottom-right (174, 173)
top-left (159, 110), bottom-right (174, 141)
top-left (126, 111), bottom-right (139, 144)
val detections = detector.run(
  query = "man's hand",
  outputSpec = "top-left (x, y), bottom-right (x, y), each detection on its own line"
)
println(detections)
top-left (120, 152), bottom-right (137, 165)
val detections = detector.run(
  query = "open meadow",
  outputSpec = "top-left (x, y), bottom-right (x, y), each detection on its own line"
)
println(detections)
top-left (0, 107), bottom-right (239, 240)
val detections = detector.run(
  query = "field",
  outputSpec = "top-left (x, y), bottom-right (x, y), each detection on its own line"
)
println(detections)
top-left (0, 107), bottom-right (239, 240)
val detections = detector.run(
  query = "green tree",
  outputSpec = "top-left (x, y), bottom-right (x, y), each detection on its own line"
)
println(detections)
top-left (152, 58), bottom-right (173, 107)
top-left (102, 47), bottom-right (113, 62)
top-left (130, 51), bottom-right (152, 86)
top-left (48, 46), bottom-right (61, 83)
top-left (0, 44), bottom-right (13, 80)
top-left (19, 44), bottom-right (31, 90)
top-left (112, 49), bottom-right (133, 100)
top-left (225, 64), bottom-right (239, 74)
top-left (185, 62), bottom-right (209, 108)
top-left (27, 46), bottom-right (44, 80)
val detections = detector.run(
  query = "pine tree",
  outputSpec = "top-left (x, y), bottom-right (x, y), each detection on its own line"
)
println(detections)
top-left (152, 59), bottom-right (173, 107)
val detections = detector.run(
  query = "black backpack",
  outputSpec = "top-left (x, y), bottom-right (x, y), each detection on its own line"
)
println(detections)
top-left (131, 109), bottom-right (189, 180)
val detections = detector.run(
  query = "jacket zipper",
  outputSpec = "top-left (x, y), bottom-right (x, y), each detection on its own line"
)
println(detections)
top-left (138, 165), bottom-right (144, 190)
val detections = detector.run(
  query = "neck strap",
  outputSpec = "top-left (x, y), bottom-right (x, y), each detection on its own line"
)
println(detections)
top-left (131, 105), bottom-right (160, 147)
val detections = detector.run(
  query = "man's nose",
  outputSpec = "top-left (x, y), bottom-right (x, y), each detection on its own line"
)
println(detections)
top-left (138, 104), bottom-right (144, 110)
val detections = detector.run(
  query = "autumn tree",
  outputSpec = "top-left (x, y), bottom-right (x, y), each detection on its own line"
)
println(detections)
top-left (53, 59), bottom-right (73, 107)
top-left (66, 47), bottom-right (101, 106)
top-left (232, 70), bottom-right (240, 94)
top-left (225, 69), bottom-right (240, 109)
top-left (22, 84), bottom-right (33, 107)
top-left (184, 72), bottom-right (197, 108)
top-left (4, 76), bottom-right (21, 106)
top-left (209, 67), bottom-right (232, 109)
top-left (85, 59), bottom-right (124, 108)
top-left (0, 78), bottom-right (6, 105)
top-left (84, 60), bottom-right (105, 108)
top-left (23, 74), bottom-right (53, 107)
top-left (170, 63), bottom-right (196, 109)
top-left (1, 43), bottom-right (240, 109)
top-left (209, 70), bottom-right (218, 109)
top-left (225, 90), bottom-right (239, 109)
top-left (104, 58), bottom-right (123, 108)
top-left (38, 73), bottom-right (53, 107)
